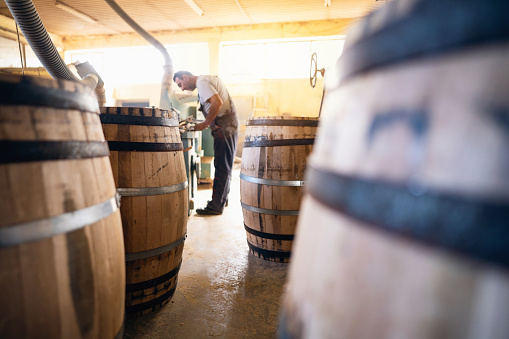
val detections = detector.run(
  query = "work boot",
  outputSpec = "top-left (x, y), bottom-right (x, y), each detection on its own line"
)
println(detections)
top-left (196, 207), bottom-right (222, 215)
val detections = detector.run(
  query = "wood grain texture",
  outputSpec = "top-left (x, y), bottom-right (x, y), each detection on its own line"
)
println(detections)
top-left (101, 107), bottom-right (188, 316)
top-left (240, 116), bottom-right (318, 262)
top-left (282, 42), bottom-right (509, 338)
top-left (0, 75), bottom-right (125, 339)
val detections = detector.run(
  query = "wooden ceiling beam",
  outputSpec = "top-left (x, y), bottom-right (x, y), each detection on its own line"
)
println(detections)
top-left (0, 14), bottom-right (64, 51)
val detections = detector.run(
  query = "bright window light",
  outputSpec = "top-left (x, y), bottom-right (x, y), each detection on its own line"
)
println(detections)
top-left (265, 41), bottom-right (309, 79)
top-left (64, 43), bottom-right (209, 86)
top-left (219, 36), bottom-right (345, 80)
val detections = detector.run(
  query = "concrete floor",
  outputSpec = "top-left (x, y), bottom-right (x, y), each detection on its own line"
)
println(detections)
top-left (124, 164), bottom-right (289, 338)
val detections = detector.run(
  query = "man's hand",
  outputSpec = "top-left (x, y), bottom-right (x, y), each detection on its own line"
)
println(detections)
top-left (193, 121), bottom-right (208, 131)
top-left (193, 94), bottom-right (223, 132)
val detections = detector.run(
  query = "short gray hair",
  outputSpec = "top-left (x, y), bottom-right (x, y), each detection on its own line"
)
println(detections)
top-left (173, 70), bottom-right (193, 81)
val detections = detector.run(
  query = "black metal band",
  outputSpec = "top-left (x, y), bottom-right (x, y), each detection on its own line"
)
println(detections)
top-left (100, 113), bottom-right (179, 127)
top-left (126, 261), bottom-right (182, 293)
top-left (246, 119), bottom-right (319, 127)
top-left (0, 140), bottom-right (109, 164)
top-left (338, 0), bottom-right (509, 83)
top-left (244, 224), bottom-right (294, 241)
top-left (306, 166), bottom-right (509, 268)
top-left (0, 77), bottom-right (99, 113)
top-left (247, 241), bottom-right (291, 260)
top-left (125, 284), bottom-right (177, 314)
top-left (243, 138), bottom-right (315, 148)
top-left (107, 141), bottom-right (183, 152)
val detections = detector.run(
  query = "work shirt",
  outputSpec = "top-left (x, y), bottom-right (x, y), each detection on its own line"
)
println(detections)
top-left (196, 75), bottom-right (239, 137)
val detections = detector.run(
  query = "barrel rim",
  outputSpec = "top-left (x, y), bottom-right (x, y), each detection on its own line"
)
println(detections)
top-left (100, 113), bottom-right (179, 127)
top-left (336, 0), bottom-right (509, 83)
top-left (0, 74), bottom-right (99, 113)
top-left (246, 118), bottom-right (319, 127)
top-left (100, 106), bottom-right (176, 119)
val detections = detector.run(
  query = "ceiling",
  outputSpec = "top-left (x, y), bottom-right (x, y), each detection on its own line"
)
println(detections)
top-left (0, 0), bottom-right (388, 38)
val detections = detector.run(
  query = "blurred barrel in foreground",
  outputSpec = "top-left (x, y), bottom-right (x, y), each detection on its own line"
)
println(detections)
top-left (280, 0), bottom-right (509, 338)
top-left (100, 107), bottom-right (188, 316)
top-left (240, 116), bottom-right (318, 262)
top-left (0, 75), bottom-right (125, 338)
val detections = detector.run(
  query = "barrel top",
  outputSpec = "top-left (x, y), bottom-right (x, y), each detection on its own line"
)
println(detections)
top-left (0, 74), bottom-right (89, 92)
top-left (100, 106), bottom-right (176, 119)
top-left (335, 0), bottom-right (509, 83)
top-left (247, 116), bottom-right (319, 127)
top-left (0, 74), bottom-right (99, 113)
top-left (250, 116), bottom-right (319, 121)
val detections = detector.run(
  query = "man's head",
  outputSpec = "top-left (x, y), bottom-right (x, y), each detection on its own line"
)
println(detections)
top-left (173, 71), bottom-right (196, 91)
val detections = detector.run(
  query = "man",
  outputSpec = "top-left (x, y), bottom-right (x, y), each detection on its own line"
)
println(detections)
top-left (173, 71), bottom-right (239, 215)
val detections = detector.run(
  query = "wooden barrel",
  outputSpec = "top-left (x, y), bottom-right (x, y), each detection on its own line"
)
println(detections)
top-left (0, 75), bottom-right (125, 338)
top-left (100, 106), bottom-right (188, 316)
top-left (240, 116), bottom-right (318, 263)
top-left (280, 1), bottom-right (509, 338)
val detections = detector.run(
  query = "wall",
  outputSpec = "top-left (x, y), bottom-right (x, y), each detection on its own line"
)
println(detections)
top-left (112, 83), bottom-right (161, 107)
top-left (63, 19), bottom-right (356, 52)
top-left (1, 19), bottom-right (352, 116)
top-left (66, 19), bottom-right (348, 116)
top-left (227, 78), bottom-right (324, 118)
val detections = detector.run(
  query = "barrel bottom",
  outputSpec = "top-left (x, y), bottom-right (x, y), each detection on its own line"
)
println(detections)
top-left (126, 282), bottom-right (177, 318)
top-left (125, 249), bottom-right (183, 317)
top-left (247, 241), bottom-right (291, 263)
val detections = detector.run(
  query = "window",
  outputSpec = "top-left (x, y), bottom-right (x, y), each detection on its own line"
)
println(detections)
top-left (64, 43), bottom-right (209, 86)
top-left (0, 37), bottom-right (42, 68)
top-left (219, 36), bottom-right (345, 80)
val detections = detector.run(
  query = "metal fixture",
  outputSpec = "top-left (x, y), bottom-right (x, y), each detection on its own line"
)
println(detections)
top-left (309, 52), bottom-right (325, 88)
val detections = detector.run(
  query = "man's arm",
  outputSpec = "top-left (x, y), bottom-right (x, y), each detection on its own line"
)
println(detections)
top-left (194, 94), bottom-right (223, 131)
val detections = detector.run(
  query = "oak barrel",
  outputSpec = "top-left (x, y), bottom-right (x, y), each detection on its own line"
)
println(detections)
top-left (280, 0), bottom-right (509, 338)
top-left (0, 75), bottom-right (125, 338)
top-left (100, 106), bottom-right (188, 316)
top-left (240, 116), bottom-right (318, 263)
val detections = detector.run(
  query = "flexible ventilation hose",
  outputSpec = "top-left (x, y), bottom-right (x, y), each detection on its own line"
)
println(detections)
top-left (104, 0), bottom-right (174, 97)
top-left (104, 0), bottom-right (173, 69)
top-left (4, 0), bottom-right (81, 82)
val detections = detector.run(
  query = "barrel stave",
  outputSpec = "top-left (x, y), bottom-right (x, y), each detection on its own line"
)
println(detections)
top-left (240, 116), bottom-right (318, 262)
top-left (100, 106), bottom-right (188, 316)
top-left (0, 75), bottom-right (125, 338)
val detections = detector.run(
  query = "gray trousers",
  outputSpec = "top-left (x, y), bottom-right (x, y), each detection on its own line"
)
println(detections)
top-left (206, 128), bottom-right (238, 212)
